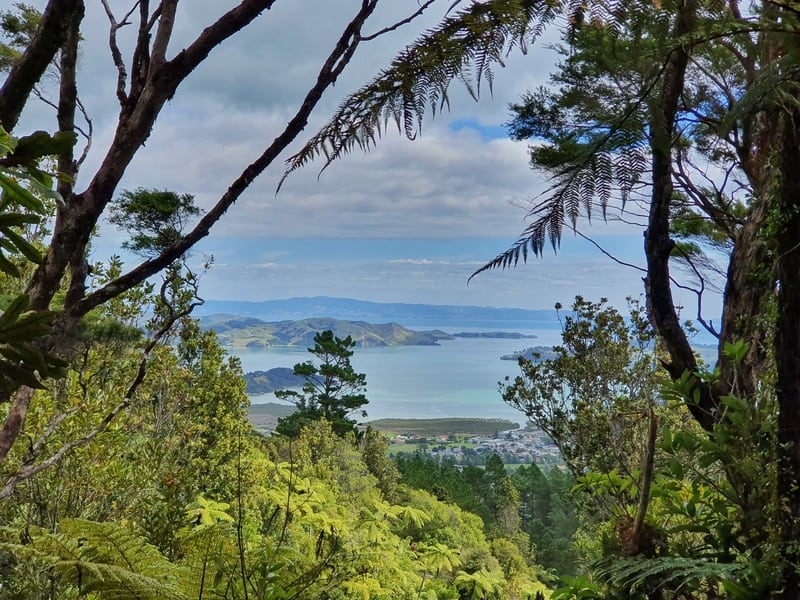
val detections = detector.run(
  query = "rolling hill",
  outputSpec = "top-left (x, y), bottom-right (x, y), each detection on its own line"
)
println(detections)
top-left (201, 315), bottom-right (452, 348)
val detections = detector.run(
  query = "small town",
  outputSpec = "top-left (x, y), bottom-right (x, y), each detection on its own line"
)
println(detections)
top-left (388, 427), bottom-right (563, 467)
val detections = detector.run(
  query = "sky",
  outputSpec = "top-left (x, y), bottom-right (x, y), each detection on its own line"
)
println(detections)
top-left (19, 0), bottom-right (723, 318)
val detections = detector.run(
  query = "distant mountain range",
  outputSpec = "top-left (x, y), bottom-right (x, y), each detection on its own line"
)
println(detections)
top-left (195, 297), bottom-right (559, 330)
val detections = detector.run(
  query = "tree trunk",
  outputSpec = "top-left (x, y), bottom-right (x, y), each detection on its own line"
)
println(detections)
top-left (630, 409), bottom-right (658, 556)
top-left (644, 0), bottom-right (714, 430)
top-left (773, 106), bottom-right (800, 600)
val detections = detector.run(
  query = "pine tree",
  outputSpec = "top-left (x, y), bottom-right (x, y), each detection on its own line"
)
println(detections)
top-left (275, 330), bottom-right (368, 438)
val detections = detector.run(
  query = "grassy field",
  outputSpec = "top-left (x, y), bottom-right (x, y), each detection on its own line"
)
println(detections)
top-left (248, 408), bottom-right (521, 438)
top-left (367, 418), bottom-right (519, 436)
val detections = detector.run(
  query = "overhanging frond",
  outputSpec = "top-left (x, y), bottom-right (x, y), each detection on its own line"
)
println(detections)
top-left (280, 0), bottom-right (561, 187)
top-left (470, 138), bottom-right (649, 280)
top-left (592, 555), bottom-right (744, 594)
top-left (2, 520), bottom-right (188, 600)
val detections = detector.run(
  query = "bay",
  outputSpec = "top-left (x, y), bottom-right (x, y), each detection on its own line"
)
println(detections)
top-left (230, 326), bottom-right (567, 427)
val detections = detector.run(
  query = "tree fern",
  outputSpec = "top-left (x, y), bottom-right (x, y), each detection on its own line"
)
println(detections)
top-left (469, 3), bottom-right (775, 280)
top-left (469, 139), bottom-right (650, 279)
top-left (1, 519), bottom-right (188, 599)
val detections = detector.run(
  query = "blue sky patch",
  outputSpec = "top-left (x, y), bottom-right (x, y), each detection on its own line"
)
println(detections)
top-left (449, 118), bottom-right (508, 141)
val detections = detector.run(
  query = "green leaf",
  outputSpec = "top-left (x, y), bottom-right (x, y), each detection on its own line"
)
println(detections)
top-left (0, 251), bottom-right (20, 277)
top-left (0, 172), bottom-right (46, 213)
top-left (0, 226), bottom-right (42, 263)
top-left (0, 294), bottom-right (29, 328)
top-left (0, 212), bottom-right (39, 227)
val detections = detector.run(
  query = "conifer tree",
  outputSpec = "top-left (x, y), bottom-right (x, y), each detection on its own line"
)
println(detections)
top-left (275, 330), bottom-right (368, 438)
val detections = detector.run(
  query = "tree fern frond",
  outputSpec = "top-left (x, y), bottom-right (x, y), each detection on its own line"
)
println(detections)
top-left (3, 520), bottom-right (188, 600)
top-left (593, 555), bottom-right (744, 594)
top-left (469, 200), bottom-right (564, 280)
top-left (469, 237), bottom-right (531, 281)
top-left (280, 0), bottom-right (560, 186)
top-left (579, 170), bottom-right (595, 223)
top-left (594, 152), bottom-right (614, 217)
top-left (563, 176), bottom-right (581, 229)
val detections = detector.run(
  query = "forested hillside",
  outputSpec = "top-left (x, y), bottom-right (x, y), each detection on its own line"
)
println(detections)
top-left (0, 309), bottom-right (552, 598)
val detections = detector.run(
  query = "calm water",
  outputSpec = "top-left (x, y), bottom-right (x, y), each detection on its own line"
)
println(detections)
top-left (231, 327), bottom-right (566, 427)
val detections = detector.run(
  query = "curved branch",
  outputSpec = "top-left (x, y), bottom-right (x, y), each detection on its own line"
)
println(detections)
top-left (360, 0), bottom-right (439, 41)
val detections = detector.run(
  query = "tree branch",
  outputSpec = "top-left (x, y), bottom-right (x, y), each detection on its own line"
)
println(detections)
top-left (99, 0), bottom-right (136, 105)
top-left (360, 0), bottom-right (438, 41)
top-left (0, 0), bottom-right (84, 131)
top-left (67, 0), bottom-right (385, 322)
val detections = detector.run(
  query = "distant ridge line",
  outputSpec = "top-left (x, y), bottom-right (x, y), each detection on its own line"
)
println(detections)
top-left (195, 296), bottom-right (559, 327)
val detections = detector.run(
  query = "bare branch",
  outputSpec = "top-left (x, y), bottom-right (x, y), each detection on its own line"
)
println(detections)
top-left (574, 230), bottom-right (647, 273)
top-left (151, 0), bottom-right (177, 64)
top-left (100, 0), bottom-right (133, 105)
top-left (67, 0), bottom-right (383, 321)
top-left (360, 0), bottom-right (438, 41)
top-left (670, 243), bottom-right (720, 338)
top-left (73, 95), bottom-right (93, 167)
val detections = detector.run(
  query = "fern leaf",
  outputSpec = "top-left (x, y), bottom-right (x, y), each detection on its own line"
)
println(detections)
top-left (3, 520), bottom-right (189, 600)
top-left (280, 0), bottom-right (561, 187)
top-left (593, 555), bottom-right (744, 595)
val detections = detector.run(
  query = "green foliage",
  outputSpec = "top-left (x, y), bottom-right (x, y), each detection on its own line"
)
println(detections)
top-left (512, 464), bottom-right (579, 576)
top-left (1, 519), bottom-right (187, 599)
top-left (0, 125), bottom-right (69, 391)
top-left (0, 294), bottom-right (65, 388)
top-left (360, 426), bottom-right (400, 500)
top-left (0, 3), bottom-right (41, 73)
top-left (592, 555), bottom-right (743, 597)
top-left (275, 329), bottom-right (368, 438)
top-left (396, 452), bottom-right (486, 515)
top-left (108, 188), bottom-right (201, 258)
top-left (551, 576), bottom-right (605, 599)
top-left (502, 296), bottom-right (660, 477)
top-left (185, 495), bottom-right (235, 528)
top-left (0, 329), bottom-right (553, 600)
top-left (454, 568), bottom-right (505, 599)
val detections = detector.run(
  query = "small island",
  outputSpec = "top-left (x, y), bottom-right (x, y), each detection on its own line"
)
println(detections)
top-left (243, 368), bottom-right (304, 395)
top-left (500, 346), bottom-right (558, 361)
top-left (452, 331), bottom-right (537, 339)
